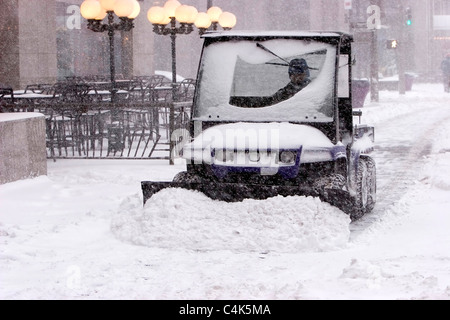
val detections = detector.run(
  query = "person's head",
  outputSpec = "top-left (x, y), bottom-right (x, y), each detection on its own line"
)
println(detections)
top-left (288, 58), bottom-right (310, 83)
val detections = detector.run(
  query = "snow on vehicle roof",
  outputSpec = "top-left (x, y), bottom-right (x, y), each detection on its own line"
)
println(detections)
top-left (202, 30), bottom-right (350, 39)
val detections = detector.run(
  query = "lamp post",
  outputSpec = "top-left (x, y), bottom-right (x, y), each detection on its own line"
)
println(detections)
top-left (147, 0), bottom-right (236, 164)
top-left (80, 0), bottom-right (141, 103)
top-left (148, 0), bottom-right (236, 90)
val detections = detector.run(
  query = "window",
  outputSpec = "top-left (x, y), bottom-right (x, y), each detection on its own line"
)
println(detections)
top-left (194, 38), bottom-right (337, 123)
top-left (338, 55), bottom-right (350, 98)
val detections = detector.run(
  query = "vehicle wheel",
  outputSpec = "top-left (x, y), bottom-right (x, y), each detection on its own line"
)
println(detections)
top-left (173, 171), bottom-right (204, 183)
top-left (312, 173), bottom-right (346, 194)
top-left (351, 157), bottom-right (376, 221)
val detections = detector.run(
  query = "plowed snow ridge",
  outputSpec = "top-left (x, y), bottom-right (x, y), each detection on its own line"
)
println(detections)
top-left (112, 189), bottom-right (351, 253)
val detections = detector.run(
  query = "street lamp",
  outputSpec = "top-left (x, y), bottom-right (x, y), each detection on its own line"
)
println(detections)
top-left (147, 0), bottom-right (236, 92)
top-left (147, 0), bottom-right (236, 164)
top-left (80, 0), bottom-right (141, 103)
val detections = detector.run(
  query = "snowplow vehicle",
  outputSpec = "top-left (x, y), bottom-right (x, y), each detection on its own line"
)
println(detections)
top-left (142, 31), bottom-right (376, 220)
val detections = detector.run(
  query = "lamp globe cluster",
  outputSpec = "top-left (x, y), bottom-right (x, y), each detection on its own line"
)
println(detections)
top-left (80, 0), bottom-right (141, 20)
top-left (147, 0), bottom-right (237, 32)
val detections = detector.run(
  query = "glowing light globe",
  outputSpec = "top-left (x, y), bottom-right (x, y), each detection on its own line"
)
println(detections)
top-left (194, 12), bottom-right (212, 29)
top-left (114, 0), bottom-right (135, 18)
top-left (219, 12), bottom-right (237, 29)
top-left (80, 0), bottom-right (102, 20)
top-left (147, 6), bottom-right (166, 24)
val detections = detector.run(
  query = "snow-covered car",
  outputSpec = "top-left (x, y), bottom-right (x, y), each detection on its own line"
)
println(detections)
top-left (142, 31), bottom-right (376, 220)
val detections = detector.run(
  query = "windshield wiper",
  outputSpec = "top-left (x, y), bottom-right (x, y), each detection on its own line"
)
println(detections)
top-left (256, 43), bottom-right (320, 70)
top-left (265, 62), bottom-right (290, 66)
top-left (256, 43), bottom-right (289, 66)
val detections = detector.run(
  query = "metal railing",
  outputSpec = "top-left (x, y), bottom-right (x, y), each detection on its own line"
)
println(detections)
top-left (1, 77), bottom-right (194, 161)
top-left (38, 101), bottom-right (190, 160)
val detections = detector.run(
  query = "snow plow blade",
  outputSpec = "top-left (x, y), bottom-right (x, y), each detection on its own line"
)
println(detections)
top-left (141, 181), bottom-right (355, 214)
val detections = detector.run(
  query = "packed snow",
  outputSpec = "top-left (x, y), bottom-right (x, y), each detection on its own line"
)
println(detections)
top-left (113, 190), bottom-right (350, 253)
top-left (1, 83), bottom-right (450, 300)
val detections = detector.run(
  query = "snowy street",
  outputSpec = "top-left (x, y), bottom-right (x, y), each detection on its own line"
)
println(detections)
top-left (1, 83), bottom-right (450, 300)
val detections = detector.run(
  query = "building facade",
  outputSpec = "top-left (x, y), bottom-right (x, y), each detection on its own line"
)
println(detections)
top-left (1, 0), bottom-right (449, 89)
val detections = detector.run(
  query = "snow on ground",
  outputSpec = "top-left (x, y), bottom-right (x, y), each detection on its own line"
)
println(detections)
top-left (113, 190), bottom-right (350, 253)
top-left (1, 83), bottom-right (450, 300)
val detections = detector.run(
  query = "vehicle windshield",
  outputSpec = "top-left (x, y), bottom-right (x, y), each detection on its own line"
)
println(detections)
top-left (194, 38), bottom-right (337, 122)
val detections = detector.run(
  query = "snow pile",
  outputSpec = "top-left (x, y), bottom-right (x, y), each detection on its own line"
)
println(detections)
top-left (112, 188), bottom-right (351, 253)
top-left (340, 259), bottom-right (389, 283)
top-left (422, 153), bottom-right (450, 191)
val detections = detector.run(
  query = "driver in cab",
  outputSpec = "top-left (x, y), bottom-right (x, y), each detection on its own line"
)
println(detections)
top-left (229, 58), bottom-right (312, 108)
top-left (270, 58), bottom-right (312, 104)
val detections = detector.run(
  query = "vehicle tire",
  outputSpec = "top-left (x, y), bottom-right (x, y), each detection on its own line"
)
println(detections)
top-left (312, 173), bottom-right (346, 194)
top-left (351, 156), bottom-right (377, 221)
top-left (173, 171), bottom-right (205, 183)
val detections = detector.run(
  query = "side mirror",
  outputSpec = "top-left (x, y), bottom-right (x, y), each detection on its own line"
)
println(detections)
top-left (353, 110), bottom-right (362, 124)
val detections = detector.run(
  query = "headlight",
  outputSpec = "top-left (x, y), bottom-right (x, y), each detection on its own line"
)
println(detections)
top-left (248, 151), bottom-right (260, 162)
top-left (279, 151), bottom-right (296, 164)
top-left (214, 149), bottom-right (234, 162)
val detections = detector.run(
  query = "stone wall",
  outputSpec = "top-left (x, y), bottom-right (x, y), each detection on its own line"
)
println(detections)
top-left (17, 0), bottom-right (57, 88)
top-left (0, 0), bottom-right (20, 89)
top-left (0, 113), bottom-right (47, 184)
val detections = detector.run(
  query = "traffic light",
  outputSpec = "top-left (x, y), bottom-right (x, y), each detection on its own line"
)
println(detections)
top-left (386, 39), bottom-right (399, 49)
top-left (406, 7), bottom-right (412, 26)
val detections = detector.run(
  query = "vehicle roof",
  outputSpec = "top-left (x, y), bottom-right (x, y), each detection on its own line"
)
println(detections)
top-left (202, 30), bottom-right (352, 39)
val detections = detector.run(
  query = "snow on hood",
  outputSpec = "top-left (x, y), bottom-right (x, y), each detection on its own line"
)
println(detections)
top-left (185, 122), bottom-right (334, 151)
